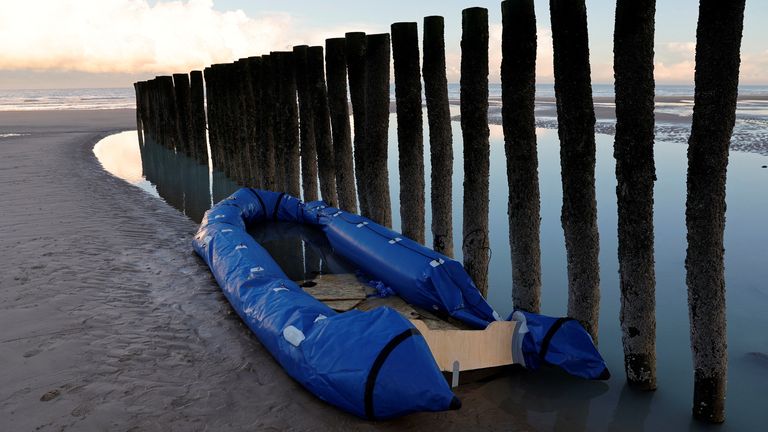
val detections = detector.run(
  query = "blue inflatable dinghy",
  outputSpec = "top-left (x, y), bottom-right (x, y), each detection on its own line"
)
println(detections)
top-left (192, 188), bottom-right (608, 419)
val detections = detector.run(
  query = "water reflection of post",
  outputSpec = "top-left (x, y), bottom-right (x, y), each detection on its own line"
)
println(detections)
top-left (501, 0), bottom-right (542, 313)
top-left (607, 383), bottom-right (654, 432)
top-left (364, 33), bottom-right (393, 228)
top-left (189, 70), bottom-right (208, 166)
top-left (422, 16), bottom-right (454, 257)
top-left (613, 0), bottom-right (657, 390)
top-left (685, 0), bottom-right (745, 423)
top-left (325, 37), bottom-right (358, 213)
top-left (392, 22), bottom-right (425, 244)
top-left (460, 7), bottom-right (490, 296)
top-left (549, 0), bottom-right (601, 341)
top-left (293, 45), bottom-right (320, 202)
top-left (307, 45), bottom-right (339, 207)
top-left (345, 32), bottom-right (370, 217)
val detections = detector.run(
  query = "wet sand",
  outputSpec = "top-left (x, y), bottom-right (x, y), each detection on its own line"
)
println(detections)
top-left (0, 110), bottom-right (530, 431)
top-left (450, 95), bottom-right (768, 155)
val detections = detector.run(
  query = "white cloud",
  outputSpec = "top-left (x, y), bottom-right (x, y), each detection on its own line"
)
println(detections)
top-left (444, 25), bottom-right (553, 83)
top-left (0, 0), bottom-right (371, 75)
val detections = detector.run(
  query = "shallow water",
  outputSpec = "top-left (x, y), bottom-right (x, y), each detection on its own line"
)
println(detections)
top-left (95, 114), bottom-right (768, 430)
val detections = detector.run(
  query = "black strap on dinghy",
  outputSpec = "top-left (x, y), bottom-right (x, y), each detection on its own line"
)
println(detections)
top-left (364, 328), bottom-right (420, 420)
top-left (271, 192), bottom-right (285, 222)
top-left (538, 317), bottom-right (575, 360)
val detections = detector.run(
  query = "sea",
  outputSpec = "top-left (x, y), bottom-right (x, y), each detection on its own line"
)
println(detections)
top-left (3, 83), bottom-right (768, 108)
top-left (4, 84), bottom-right (767, 155)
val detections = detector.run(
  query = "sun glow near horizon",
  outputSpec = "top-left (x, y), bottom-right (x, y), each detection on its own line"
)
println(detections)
top-left (0, 0), bottom-right (766, 89)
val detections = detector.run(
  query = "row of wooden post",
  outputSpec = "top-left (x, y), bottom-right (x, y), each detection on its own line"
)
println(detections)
top-left (133, 0), bottom-right (745, 423)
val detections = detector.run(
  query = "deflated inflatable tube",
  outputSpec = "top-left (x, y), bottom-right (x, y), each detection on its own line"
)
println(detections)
top-left (192, 189), bottom-right (462, 419)
top-left (511, 311), bottom-right (610, 380)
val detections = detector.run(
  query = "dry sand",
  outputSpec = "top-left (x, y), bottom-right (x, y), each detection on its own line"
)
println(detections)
top-left (0, 110), bottom-right (539, 431)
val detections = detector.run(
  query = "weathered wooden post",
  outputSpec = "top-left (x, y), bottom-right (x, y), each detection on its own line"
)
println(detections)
top-left (246, 57), bottom-right (264, 189)
top-left (613, 0), bottom-right (657, 390)
top-left (294, 45), bottom-right (320, 202)
top-left (549, 0), bottom-right (601, 341)
top-left (345, 32), bottom-right (370, 216)
top-left (325, 37), bottom-right (358, 212)
top-left (226, 62), bottom-right (239, 177)
top-left (240, 57), bottom-right (260, 187)
top-left (260, 55), bottom-right (278, 191)
top-left (203, 66), bottom-right (221, 170)
top-left (307, 46), bottom-right (339, 206)
top-left (172, 73), bottom-right (193, 157)
top-left (214, 64), bottom-right (232, 177)
top-left (391, 22), bottom-right (425, 244)
top-left (460, 7), bottom-right (491, 296)
top-left (157, 75), bottom-right (179, 151)
top-left (501, 0), bottom-right (542, 313)
top-left (686, 0), bottom-right (745, 423)
top-left (149, 77), bottom-right (161, 145)
top-left (234, 59), bottom-right (251, 185)
top-left (274, 51), bottom-right (301, 197)
top-left (190, 70), bottom-right (208, 165)
top-left (422, 16), bottom-right (454, 257)
top-left (364, 33), bottom-right (393, 227)
top-left (133, 82), bottom-right (144, 147)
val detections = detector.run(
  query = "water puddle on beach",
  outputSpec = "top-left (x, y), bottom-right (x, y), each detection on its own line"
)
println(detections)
top-left (95, 116), bottom-right (768, 430)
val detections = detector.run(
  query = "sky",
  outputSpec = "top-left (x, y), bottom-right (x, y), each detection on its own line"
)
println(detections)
top-left (0, 0), bottom-right (765, 89)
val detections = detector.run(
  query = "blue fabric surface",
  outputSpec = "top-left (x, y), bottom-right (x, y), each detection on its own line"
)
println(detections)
top-left (193, 188), bottom-right (609, 419)
top-left (192, 189), bottom-right (462, 419)
top-left (514, 311), bottom-right (610, 380)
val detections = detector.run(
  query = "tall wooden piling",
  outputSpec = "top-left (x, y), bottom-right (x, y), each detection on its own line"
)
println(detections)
top-left (501, 0), bottom-right (542, 313)
top-left (269, 55), bottom-right (286, 192)
top-left (225, 62), bottom-right (241, 180)
top-left (325, 38), bottom-right (358, 212)
top-left (549, 0), bottom-right (601, 340)
top-left (686, 0), bottom-right (745, 423)
top-left (294, 45), bottom-right (320, 201)
top-left (260, 55), bottom-right (278, 191)
top-left (189, 70), bottom-right (208, 165)
top-left (172, 73), bottom-right (193, 157)
top-left (422, 16), bottom-right (454, 257)
top-left (157, 75), bottom-right (179, 151)
top-left (133, 82), bottom-right (144, 147)
top-left (240, 57), bottom-right (261, 187)
top-left (460, 7), bottom-right (491, 296)
top-left (391, 22), bottom-right (425, 244)
top-left (203, 66), bottom-right (221, 169)
top-left (307, 46), bottom-right (339, 206)
top-left (235, 59), bottom-right (252, 185)
top-left (345, 32), bottom-right (370, 217)
top-left (614, 0), bottom-right (657, 390)
top-left (363, 33), bottom-right (392, 228)
top-left (246, 57), bottom-right (264, 189)
top-left (274, 51), bottom-right (301, 197)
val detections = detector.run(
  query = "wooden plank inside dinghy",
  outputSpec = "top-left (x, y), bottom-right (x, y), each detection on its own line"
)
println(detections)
top-left (299, 273), bottom-right (368, 301)
top-left (298, 273), bottom-right (518, 372)
top-left (410, 319), bottom-right (518, 372)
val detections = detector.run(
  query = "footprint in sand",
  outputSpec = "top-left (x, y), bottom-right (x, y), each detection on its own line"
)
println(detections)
top-left (40, 389), bottom-right (60, 402)
top-left (23, 348), bottom-right (41, 358)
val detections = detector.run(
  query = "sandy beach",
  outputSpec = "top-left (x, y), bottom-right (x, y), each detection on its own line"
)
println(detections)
top-left (0, 109), bottom-right (535, 431)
